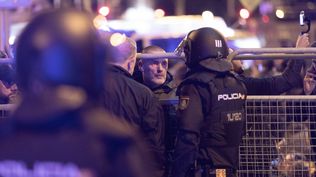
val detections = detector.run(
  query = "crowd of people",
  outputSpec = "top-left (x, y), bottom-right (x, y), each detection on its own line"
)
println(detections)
top-left (0, 7), bottom-right (314, 177)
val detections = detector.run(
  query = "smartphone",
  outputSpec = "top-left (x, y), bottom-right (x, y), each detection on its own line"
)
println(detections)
top-left (300, 11), bottom-right (305, 26)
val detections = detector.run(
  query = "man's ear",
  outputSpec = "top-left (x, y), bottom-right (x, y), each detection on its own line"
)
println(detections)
top-left (138, 60), bottom-right (144, 72)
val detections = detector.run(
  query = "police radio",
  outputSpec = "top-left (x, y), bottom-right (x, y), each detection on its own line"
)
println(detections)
top-left (300, 11), bottom-right (311, 35)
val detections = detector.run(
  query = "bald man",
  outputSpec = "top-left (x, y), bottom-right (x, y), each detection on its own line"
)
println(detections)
top-left (101, 36), bottom-right (166, 177)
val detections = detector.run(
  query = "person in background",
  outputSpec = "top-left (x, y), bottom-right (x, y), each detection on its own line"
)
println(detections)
top-left (303, 41), bottom-right (316, 95)
top-left (0, 51), bottom-right (18, 104)
top-left (231, 33), bottom-right (309, 95)
top-left (0, 65), bottom-right (18, 104)
top-left (0, 9), bottom-right (151, 177)
top-left (304, 61), bottom-right (316, 95)
top-left (101, 35), bottom-right (165, 177)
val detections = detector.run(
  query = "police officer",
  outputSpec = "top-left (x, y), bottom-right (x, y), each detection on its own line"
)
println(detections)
top-left (0, 9), bottom-right (151, 177)
top-left (170, 27), bottom-right (247, 177)
top-left (171, 27), bottom-right (307, 177)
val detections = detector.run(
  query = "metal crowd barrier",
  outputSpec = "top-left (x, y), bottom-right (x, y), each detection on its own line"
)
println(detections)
top-left (2, 47), bottom-right (316, 64)
top-left (0, 58), bottom-right (14, 64)
top-left (239, 95), bottom-right (316, 177)
top-left (1, 96), bottom-right (316, 176)
top-left (0, 104), bottom-right (15, 119)
top-left (160, 96), bottom-right (316, 177)
top-left (136, 47), bottom-right (316, 61)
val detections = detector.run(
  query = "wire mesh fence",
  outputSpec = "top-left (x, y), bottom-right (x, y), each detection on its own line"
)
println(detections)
top-left (239, 96), bottom-right (316, 177)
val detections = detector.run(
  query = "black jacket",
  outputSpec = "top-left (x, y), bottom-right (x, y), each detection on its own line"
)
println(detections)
top-left (0, 100), bottom-right (151, 177)
top-left (102, 65), bottom-right (165, 176)
top-left (237, 59), bottom-right (303, 95)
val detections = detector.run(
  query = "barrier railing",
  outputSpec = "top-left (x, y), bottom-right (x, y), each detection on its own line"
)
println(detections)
top-left (136, 47), bottom-right (316, 61)
top-left (0, 104), bottom-right (15, 119)
top-left (1, 96), bottom-right (316, 176)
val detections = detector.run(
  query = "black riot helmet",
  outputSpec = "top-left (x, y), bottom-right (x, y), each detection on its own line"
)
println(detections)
top-left (178, 27), bottom-right (232, 72)
top-left (15, 9), bottom-right (106, 99)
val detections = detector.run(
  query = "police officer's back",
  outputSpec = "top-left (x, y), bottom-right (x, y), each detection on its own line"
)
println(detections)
top-left (0, 9), bottom-right (151, 177)
top-left (171, 27), bottom-right (247, 177)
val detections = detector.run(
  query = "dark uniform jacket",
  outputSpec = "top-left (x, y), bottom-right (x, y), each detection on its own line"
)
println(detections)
top-left (171, 69), bottom-right (247, 177)
top-left (237, 59), bottom-right (303, 95)
top-left (102, 64), bottom-right (165, 176)
top-left (0, 100), bottom-right (151, 177)
top-left (151, 72), bottom-right (178, 100)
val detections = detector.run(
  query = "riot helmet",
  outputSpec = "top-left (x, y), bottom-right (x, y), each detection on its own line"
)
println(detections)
top-left (15, 9), bottom-right (106, 99)
top-left (178, 27), bottom-right (232, 72)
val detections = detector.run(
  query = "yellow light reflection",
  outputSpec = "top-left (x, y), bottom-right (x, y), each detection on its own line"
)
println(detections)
top-left (110, 33), bottom-right (126, 47)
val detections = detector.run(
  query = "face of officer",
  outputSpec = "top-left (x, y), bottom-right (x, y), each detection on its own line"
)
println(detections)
top-left (139, 46), bottom-right (168, 89)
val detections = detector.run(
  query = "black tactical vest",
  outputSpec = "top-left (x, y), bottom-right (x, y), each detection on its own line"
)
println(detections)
top-left (180, 71), bottom-right (247, 168)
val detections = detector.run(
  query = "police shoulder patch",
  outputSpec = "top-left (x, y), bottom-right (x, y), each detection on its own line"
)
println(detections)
top-left (178, 96), bottom-right (190, 110)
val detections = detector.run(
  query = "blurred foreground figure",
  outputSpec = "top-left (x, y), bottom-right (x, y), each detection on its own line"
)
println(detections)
top-left (0, 9), bottom-right (150, 177)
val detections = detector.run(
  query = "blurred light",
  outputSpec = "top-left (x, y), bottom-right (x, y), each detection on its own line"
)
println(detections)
top-left (93, 15), bottom-right (110, 31)
top-left (307, 2), bottom-right (316, 9)
top-left (123, 6), bottom-right (154, 21)
top-left (63, 13), bottom-right (90, 37)
top-left (262, 15), bottom-right (270, 23)
top-left (232, 37), bottom-right (261, 48)
top-left (259, 1), bottom-right (273, 15)
top-left (239, 18), bottom-right (247, 26)
top-left (239, 9), bottom-right (250, 19)
top-left (110, 33), bottom-right (126, 46)
top-left (34, 31), bottom-right (50, 49)
top-left (222, 28), bottom-right (235, 38)
top-left (9, 36), bottom-right (16, 45)
top-left (275, 9), bottom-right (285, 19)
top-left (154, 9), bottom-right (165, 18)
top-left (202, 11), bottom-right (214, 21)
top-left (99, 6), bottom-right (110, 16)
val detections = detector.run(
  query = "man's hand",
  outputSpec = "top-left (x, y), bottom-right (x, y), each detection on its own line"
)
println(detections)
top-left (304, 60), bottom-right (316, 95)
top-left (296, 33), bottom-right (310, 48)
top-left (0, 80), bottom-right (11, 98)
top-left (304, 73), bottom-right (316, 95)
